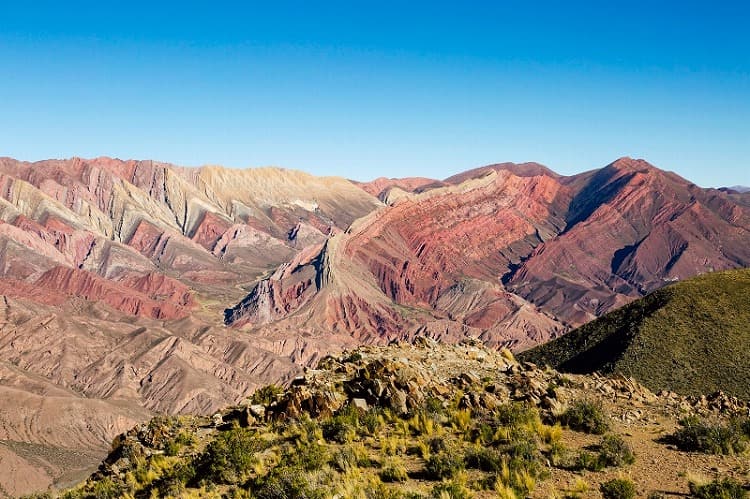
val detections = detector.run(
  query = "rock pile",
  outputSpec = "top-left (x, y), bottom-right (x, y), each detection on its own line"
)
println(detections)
top-left (242, 338), bottom-right (665, 425)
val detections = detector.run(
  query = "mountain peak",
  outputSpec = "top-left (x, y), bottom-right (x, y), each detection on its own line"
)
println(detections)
top-left (606, 156), bottom-right (658, 172)
top-left (443, 161), bottom-right (558, 185)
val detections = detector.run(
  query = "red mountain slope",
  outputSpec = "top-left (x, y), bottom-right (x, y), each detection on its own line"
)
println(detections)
top-left (227, 158), bottom-right (750, 351)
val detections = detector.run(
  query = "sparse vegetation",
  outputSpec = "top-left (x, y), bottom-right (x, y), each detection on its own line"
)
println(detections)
top-left (688, 477), bottom-right (747, 499)
top-left (600, 478), bottom-right (637, 499)
top-left (558, 399), bottom-right (610, 434)
top-left (667, 416), bottom-right (748, 455)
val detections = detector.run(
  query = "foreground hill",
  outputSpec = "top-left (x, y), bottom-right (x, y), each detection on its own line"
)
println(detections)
top-left (519, 268), bottom-right (750, 399)
top-left (56, 340), bottom-right (750, 498)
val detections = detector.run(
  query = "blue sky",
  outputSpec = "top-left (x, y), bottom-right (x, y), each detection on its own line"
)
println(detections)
top-left (1, 1), bottom-right (748, 186)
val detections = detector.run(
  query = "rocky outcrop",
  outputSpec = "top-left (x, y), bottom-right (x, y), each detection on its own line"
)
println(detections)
top-left (224, 242), bottom-right (330, 327)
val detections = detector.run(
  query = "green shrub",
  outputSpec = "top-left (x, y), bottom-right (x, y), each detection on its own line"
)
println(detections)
top-left (505, 430), bottom-right (539, 462)
top-left (157, 459), bottom-right (196, 492)
top-left (156, 475), bottom-right (186, 497)
top-left (322, 418), bottom-right (355, 443)
top-left (252, 467), bottom-right (324, 499)
top-left (464, 447), bottom-right (503, 472)
top-left (575, 450), bottom-right (604, 471)
top-left (548, 441), bottom-right (574, 468)
top-left (380, 458), bottom-right (409, 482)
top-left (669, 416), bottom-right (747, 455)
top-left (163, 429), bottom-right (195, 456)
top-left (283, 440), bottom-right (328, 471)
top-left (164, 439), bottom-right (182, 457)
top-left (293, 414), bottom-right (322, 442)
top-left (360, 408), bottom-right (384, 435)
top-left (331, 447), bottom-right (357, 472)
top-left (559, 399), bottom-right (609, 434)
top-left (427, 435), bottom-right (448, 454)
top-left (495, 402), bottom-right (539, 428)
top-left (471, 422), bottom-right (495, 445)
top-left (598, 434), bottom-right (636, 467)
top-left (600, 478), bottom-right (637, 499)
top-left (344, 352), bottom-right (363, 363)
top-left (425, 397), bottom-right (445, 416)
top-left (425, 451), bottom-right (464, 480)
top-left (737, 418), bottom-right (750, 439)
top-left (566, 434), bottom-right (634, 471)
top-left (251, 384), bottom-right (284, 406)
top-left (689, 477), bottom-right (748, 499)
top-left (203, 426), bottom-right (264, 484)
top-left (322, 404), bottom-right (360, 443)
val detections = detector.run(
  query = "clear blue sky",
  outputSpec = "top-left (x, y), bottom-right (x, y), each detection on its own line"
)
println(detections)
top-left (1, 1), bottom-right (748, 186)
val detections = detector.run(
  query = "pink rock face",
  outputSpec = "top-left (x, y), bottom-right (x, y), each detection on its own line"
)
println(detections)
top-left (0, 156), bottom-right (381, 320)
top-left (347, 171), bottom-right (569, 305)
top-left (504, 158), bottom-right (750, 324)
top-left (126, 219), bottom-right (170, 259)
top-left (119, 272), bottom-right (195, 308)
top-left (35, 266), bottom-right (190, 320)
top-left (190, 211), bottom-right (232, 250)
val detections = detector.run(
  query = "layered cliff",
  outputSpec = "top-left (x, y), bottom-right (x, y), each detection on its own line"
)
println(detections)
top-left (227, 158), bottom-right (750, 352)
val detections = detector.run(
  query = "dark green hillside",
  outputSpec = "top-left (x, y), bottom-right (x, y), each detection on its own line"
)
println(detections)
top-left (519, 268), bottom-right (750, 399)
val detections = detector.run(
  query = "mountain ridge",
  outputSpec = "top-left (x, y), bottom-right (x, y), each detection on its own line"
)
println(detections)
top-left (228, 156), bottom-right (750, 349)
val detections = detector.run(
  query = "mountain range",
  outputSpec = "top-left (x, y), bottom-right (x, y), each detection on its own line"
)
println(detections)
top-left (0, 155), bottom-right (749, 496)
